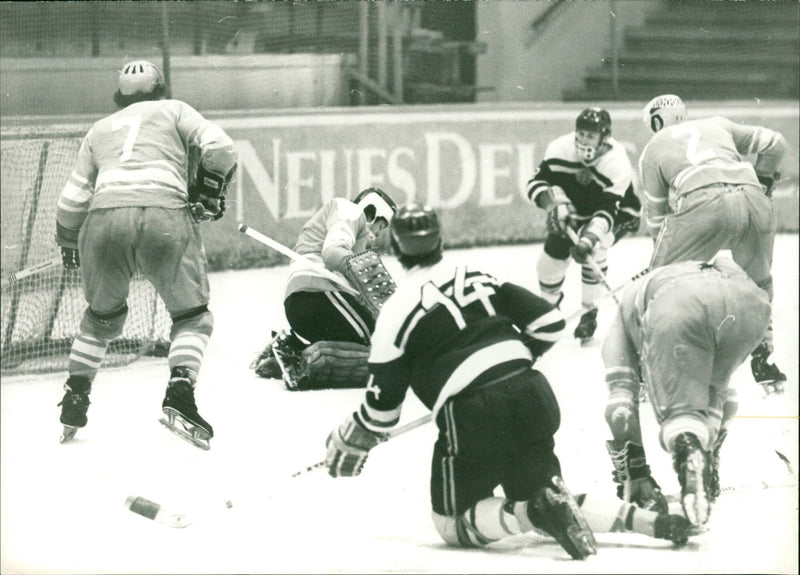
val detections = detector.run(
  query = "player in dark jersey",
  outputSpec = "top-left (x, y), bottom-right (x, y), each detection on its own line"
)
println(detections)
top-left (527, 107), bottom-right (640, 344)
top-left (323, 204), bottom-right (692, 558)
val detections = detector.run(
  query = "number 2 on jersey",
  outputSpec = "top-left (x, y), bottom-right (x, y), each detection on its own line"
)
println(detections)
top-left (672, 124), bottom-right (715, 165)
top-left (112, 115), bottom-right (141, 162)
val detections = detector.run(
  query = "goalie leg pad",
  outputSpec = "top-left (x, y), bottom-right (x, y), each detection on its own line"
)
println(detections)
top-left (295, 341), bottom-right (370, 390)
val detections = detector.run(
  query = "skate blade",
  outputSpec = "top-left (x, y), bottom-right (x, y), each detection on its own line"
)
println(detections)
top-left (271, 341), bottom-right (299, 390)
top-left (550, 476), bottom-right (598, 557)
top-left (681, 453), bottom-right (710, 527)
top-left (159, 410), bottom-right (211, 451)
top-left (60, 425), bottom-right (78, 443)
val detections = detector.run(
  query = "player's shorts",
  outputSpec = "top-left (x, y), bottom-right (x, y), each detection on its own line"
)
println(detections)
top-left (640, 265), bottom-right (771, 426)
top-left (79, 207), bottom-right (209, 315)
top-left (430, 368), bottom-right (562, 516)
top-left (284, 290), bottom-right (374, 345)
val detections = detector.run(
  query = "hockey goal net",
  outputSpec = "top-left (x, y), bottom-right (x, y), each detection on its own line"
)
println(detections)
top-left (1, 127), bottom-right (170, 375)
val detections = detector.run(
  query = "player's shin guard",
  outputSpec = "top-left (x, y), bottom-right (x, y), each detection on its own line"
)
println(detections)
top-left (577, 493), bottom-right (690, 546)
top-left (537, 253), bottom-right (569, 306)
top-left (433, 498), bottom-right (522, 548)
top-left (67, 333), bottom-right (109, 381)
top-left (169, 306), bottom-right (213, 376)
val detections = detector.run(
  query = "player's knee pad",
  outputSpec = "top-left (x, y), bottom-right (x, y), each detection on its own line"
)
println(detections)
top-left (170, 305), bottom-right (213, 339)
top-left (81, 305), bottom-right (128, 341)
top-left (292, 340), bottom-right (370, 391)
top-left (433, 499), bottom-right (521, 548)
top-left (537, 252), bottom-right (570, 288)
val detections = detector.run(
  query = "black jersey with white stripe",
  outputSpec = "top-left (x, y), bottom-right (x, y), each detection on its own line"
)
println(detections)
top-left (526, 132), bottom-right (633, 230)
top-left (358, 257), bottom-right (565, 433)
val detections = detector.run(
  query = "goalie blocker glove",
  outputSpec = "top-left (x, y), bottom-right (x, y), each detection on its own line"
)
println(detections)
top-left (325, 412), bottom-right (388, 477)
top-left (188, 163), bottom-right (237, 222)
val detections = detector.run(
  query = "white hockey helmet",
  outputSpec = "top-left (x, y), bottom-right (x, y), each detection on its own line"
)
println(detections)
top-left (642, 94), bottom-right (686, 133)
top-left (118, 60), bottom-right (165, 96)
top-left (354, 187), bottom-right (397, 226)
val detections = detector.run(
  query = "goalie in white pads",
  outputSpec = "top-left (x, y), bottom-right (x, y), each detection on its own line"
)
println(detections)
top-left (55, 60), bottom-right (236, 450)
top-left (324, 204), bottom-right (691, 560)
top-left (601, 257), bottom-right (771, 527)
top-left (526, 107), bottom-right (639, 344)
top-left (251, 188), bottom-right (397, 390)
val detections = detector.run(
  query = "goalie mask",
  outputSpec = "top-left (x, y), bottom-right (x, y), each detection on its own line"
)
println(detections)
top-left (643, 94), bottom-right (686, 133)
top-left (575, 107), bottom-right (612, 163)
top-left (118, 60), bottom-right (165, 96)
top-left (354, 188), bottom-right (397, 228)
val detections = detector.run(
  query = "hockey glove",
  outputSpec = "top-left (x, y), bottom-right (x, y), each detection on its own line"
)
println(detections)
top-left (325, 412), bottom-right (387, 477)
top-left (60, 247), bottom-right (80, 270)
top-left (55, 222), bottom-right (80, 270)
top-left (188, 163), bottom-right (236, 222)
top-left (612, 213), bottom-right (641, 244)
top-left (757, 172), bottom-right (779, 197)
top-left (540, 186), bottom-right (576, 237)
top-left (571, 230), bottom-right (600, 264)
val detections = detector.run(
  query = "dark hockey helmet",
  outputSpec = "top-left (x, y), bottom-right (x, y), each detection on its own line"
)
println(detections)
top-left (575, 107), bottom-right (612, 162)
top-left (390, 203), bottom-right (441, 257)
top-left (354, 187), bottom-right (397, 226)
top-left (576, 107), bottom-right (612, 139)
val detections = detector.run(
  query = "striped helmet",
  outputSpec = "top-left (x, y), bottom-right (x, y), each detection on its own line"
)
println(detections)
top-left (643, 94), bottom-right (686, 133)
top-left (118, 60), bottom-right (165, 96)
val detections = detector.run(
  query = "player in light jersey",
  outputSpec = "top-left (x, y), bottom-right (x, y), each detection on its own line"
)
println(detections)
top-left (601, 257), bottom-right (771, 527)
top-left (55, 60), bottom-right (237, 449)
top-left (251, 188), bottom-right (397, 390)
top-left (527, 108), bottom-right (640, 344)
top-left (324, 204), bottom-right (692, 559)
top-left (639, 94), bottom-right (789, 394)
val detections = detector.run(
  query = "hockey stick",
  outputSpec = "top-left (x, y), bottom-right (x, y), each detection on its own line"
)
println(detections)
top-left (1, 256), bottom-right (62, 289)
top-left (238, 223), bottom-right (360, 297)
top-left (566, 227), bottom-right (621, 305)
top-left (292, 413), bottom-right (434, 478)
top-left (561, 265), bottom-right (650, 325)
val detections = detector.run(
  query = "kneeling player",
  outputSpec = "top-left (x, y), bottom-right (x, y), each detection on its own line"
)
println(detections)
top-left (324, 204), bottom-right (691, 560)
top-left (251, 188), bottom-right (397, 390)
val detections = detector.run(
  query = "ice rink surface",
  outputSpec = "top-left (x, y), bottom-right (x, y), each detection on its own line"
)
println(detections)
top-left (2, 235), bottom-right (797, 575)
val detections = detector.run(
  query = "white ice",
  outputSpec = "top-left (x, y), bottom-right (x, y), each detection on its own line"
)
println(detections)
top-left (2, 235), bottom-right (797, 574)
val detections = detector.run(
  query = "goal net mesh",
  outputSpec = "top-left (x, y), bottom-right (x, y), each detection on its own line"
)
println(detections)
top-left (1, 131), bottom-right (170, 376)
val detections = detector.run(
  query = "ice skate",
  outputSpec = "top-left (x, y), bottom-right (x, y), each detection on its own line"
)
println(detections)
top-left (527, 475), bottom-right (597, 560)
top-left (250, 331), bottom-right (283, 379)
top-left (58, 375), bottom-right (91, 443)
top-left (607, 440), bottom-right (669, 514)
top-left (750, 342), bottom-right (786, 395)
top-left (573, 308), bottom-right (598, 346)
top-left (707, 427), bottom-right (727, 501)
top-left (160, 367), bottom-right (213, 450)
top-left (270, 330), bottom-right (306, 390)
top-left (653, 513), bottom-right (691, 546)
top-left (672, 432), bottom-right (711, 527)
